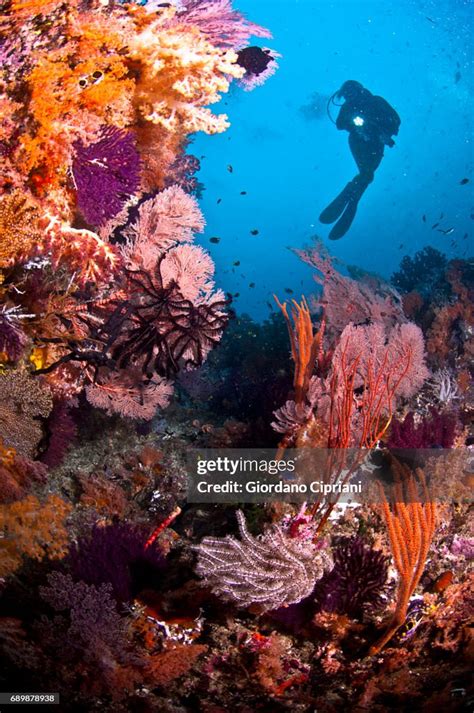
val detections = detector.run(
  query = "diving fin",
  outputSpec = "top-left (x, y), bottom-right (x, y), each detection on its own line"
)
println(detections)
top-left (319, 183), bottom-right (353, 224)
top-left (328, 198), bottom-right (358, 240)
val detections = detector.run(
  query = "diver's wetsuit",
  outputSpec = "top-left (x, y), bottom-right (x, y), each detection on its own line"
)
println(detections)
top-left (320, 83), bottom-right (400, 240)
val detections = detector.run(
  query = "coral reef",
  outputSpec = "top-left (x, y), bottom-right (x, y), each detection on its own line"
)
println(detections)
top-left (0, 1), bottom-right (471, 710)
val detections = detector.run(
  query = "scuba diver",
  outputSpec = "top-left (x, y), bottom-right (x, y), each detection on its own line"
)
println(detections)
top-left (320, 80), bottom-right (401, 240)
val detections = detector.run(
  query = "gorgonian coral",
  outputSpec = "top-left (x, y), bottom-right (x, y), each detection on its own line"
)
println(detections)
top-left (194, 510), bottom-right (333, 612)
top-left (295, 240), bottom-right (405, 339)
top-left (68, 523), bottom-right (166, 603)
top-left (122, 184), bottom-right (206, 269)
top-left (72, 127), bottom-right (141, 227)
top-left (85, 369), bottom-right (173, 420)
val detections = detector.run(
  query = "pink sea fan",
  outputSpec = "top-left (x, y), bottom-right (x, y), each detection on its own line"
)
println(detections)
top-left (161, 244), bottom-right (215, 301)
top-left (388, 322), bottom-right (431, 398)
top-left (122, 185), bottom-right (205, 270)
top-left (174, 0), bottom-right (272, 50)
top-left (334, 321), bottom-right (429, 401)
top-left (327, 320), bottom-right (430, 445)
top-left (295, 241), bottom-right (405, 337)
top-left (85, 370), bottom-right (173, 420)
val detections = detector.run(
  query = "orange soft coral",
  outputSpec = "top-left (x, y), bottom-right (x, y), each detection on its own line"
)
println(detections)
top-left (0, 494), bottom-right (72, 577)
top-left (0, 192), bottom-right (41, 268)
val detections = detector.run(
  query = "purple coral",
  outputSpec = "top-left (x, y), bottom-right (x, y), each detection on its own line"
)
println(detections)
top-left (174, 0), bottom-right (272, 49)
top-left (72, 127), bottom-right (140, 227)
top-left (68, 523), bottom-right (166, 602)
top-left (39, 400), bottom-right (77, 468)
top-left (388, 408), bottom-right (458, 449)
top-left (0, 309), bottom-right (27, 361)
top-left (313, 537), bottom-right (390, 618)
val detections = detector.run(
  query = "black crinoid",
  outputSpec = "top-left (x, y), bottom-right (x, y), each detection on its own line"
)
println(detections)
top-left (101, 258), bottom-right (229, 378)
top-left (313, 536), bottom-right (390, 619)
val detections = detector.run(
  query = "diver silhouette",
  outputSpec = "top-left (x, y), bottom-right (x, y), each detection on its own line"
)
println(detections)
top-left (320, 80), bottom-right (400, 240)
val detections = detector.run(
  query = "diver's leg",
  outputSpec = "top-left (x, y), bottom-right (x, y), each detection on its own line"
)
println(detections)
top-left (327, 137), bottom-right (384, 239)
top-left (328, 175), bottom-right (368, 240)
top-left (319, 181), bottom-right (354, 223)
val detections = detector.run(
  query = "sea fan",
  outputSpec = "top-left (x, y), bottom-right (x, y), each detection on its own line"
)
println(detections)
top-left (72, 127), bottom-right (140, 227)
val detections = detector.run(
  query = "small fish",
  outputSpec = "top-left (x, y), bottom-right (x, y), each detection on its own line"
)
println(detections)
top-left (463, 233), bottom-right (468, 240)
top-left (422, 214), bottom-right (426, 222)
top-left (459, 177), bottom-right (469, 185)
top-left (217, 198), bottom-right (222, 204)
top-left (425, 16), bottom-right (436, 24)
top-left (249, 282), bottom-right (255, 288)
top-left (398, 243), bottom-right (404, 249)
top-left (227, 164), bottom-right (233, 173)
top-left (240, 191), bottom-right (247, 195)
top-left (209, 237), bottom-right (220, 244)
top-left (284, 287), bottom-right (294, 294)
top-left (431, 222), bottom-right (440, 229)
top-left (233, 260), bottom-right (240, 266)
top-left (432, 571), bottom-right (453, 593)
top-left (439, 212), bottom-right (444, 219)
top-left (233, 292), bottom-right (240, 298)
top-left (437, 227), bottom-right (454, 235)
top-left (454, 70), bottom-right (461, 84)
top-left (250, 229), bottom-right (259, 235)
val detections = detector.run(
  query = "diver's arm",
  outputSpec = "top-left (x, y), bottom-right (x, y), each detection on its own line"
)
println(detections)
top-left (336, 103), bottom-right (354, 131)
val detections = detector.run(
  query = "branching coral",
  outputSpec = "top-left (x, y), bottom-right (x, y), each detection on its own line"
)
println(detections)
top-left (369, 466), bottom-right (437, 654)
top-left (194, 510), bottom-right (333, 611)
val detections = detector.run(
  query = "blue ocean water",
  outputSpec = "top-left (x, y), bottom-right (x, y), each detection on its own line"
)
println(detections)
top-left (194, 0), bottom-right (473, 320)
